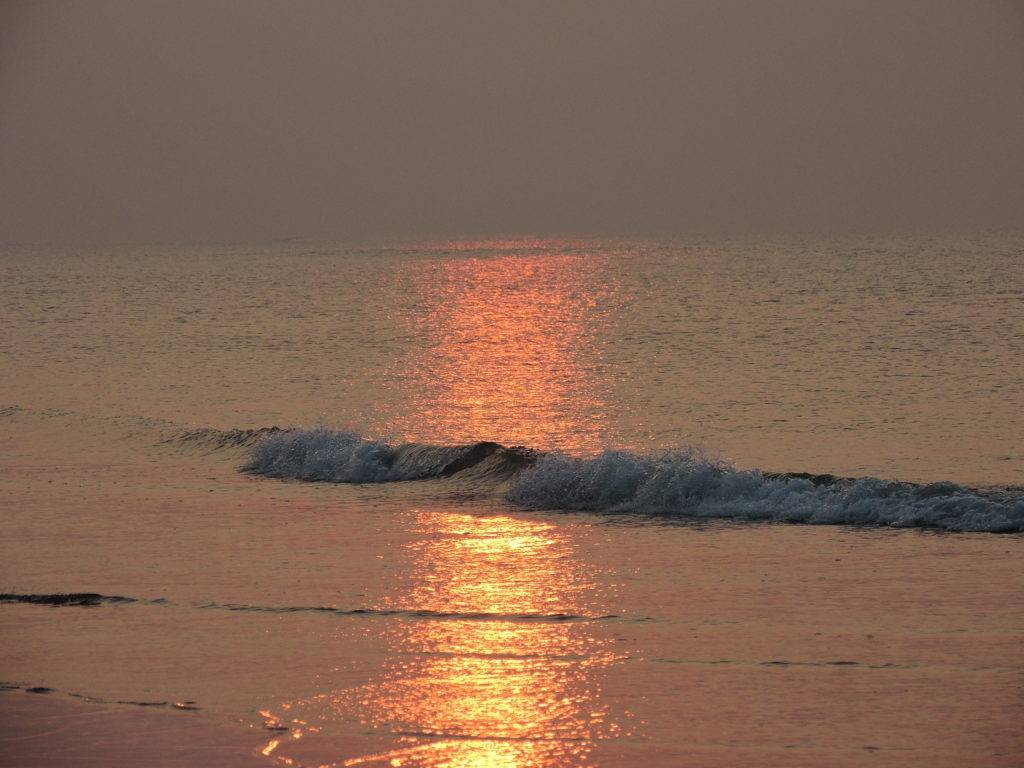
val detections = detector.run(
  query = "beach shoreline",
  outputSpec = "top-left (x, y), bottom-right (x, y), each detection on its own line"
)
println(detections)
top-left (0, 687), bottom-right (266, 767)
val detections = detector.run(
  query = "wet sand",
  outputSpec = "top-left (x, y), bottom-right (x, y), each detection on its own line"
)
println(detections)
top-left (0, 688), bottom-right (265, 767)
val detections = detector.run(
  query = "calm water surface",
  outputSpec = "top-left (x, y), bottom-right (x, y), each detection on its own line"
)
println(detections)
top-left (1, 235), bottom-right (1022, 766)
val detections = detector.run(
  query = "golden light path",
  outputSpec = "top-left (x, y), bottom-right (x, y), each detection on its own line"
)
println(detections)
top-left (260, 511), bottom-right (624, 767)
top-left (259, 242), bottom-right (624, 766)
top-left (347, 511), bottom-right (623, 767)
top-left (392, 239), bottom-right (616, 453)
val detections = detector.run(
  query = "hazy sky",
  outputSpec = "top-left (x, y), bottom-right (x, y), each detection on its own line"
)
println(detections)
top-left (1, 1), bottom-right (1022, 244)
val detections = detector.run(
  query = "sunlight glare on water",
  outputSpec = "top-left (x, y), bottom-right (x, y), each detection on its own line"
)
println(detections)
top-left (259, 512), bottom-right (624, 767)
top-left (1, 234), bottom-right (1023, 767)
top-left (390, 241), bottom-right (621, 453)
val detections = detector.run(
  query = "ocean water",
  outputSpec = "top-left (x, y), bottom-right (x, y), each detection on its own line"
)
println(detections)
top-left (1, 235), bottom-right (1022, 766)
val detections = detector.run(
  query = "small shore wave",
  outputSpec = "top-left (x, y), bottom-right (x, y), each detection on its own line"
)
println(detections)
top-left (240, 429), bottom-right (1024, 534)
top-left (0, 593), bottom-right (153, 607)
top-left (0, 591), bottom-right (617, 623)
top-left (242, 428), bottom-right (535, 483)
top-left (508, 449), bottom-right (1024, 533)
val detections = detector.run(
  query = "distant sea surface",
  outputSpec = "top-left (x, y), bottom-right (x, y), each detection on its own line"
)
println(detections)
top-left (1, 235), bottom-right (1022, 766)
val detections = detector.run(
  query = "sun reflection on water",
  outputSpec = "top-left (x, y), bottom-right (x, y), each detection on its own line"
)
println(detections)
top-left (258, 241), bottom-right (624, 766)
top-left (354, 511), bottom-right (622, 766)
top-left (258, 511), bottom-right (624, 767)
top-left (391, 243), bottom-right (618, 453)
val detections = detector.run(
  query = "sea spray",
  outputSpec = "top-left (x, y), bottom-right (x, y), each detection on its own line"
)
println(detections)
top-left (239, 429), bottom-right (1024, 533)
top-left (242, 428), bottom-right (533, 483)
top-left (507, 450), bottom-right (1024, 533)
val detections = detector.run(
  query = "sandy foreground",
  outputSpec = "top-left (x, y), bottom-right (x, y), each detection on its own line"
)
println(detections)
top-left (0, 688), bottom-right (266, 767)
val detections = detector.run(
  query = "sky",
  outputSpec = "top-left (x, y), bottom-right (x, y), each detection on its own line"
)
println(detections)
top-left (1, 0), bottom-right (1022, 244)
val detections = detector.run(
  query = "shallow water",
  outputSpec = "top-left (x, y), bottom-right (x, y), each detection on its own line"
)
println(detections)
top-left (1, 235), bottom-right (1022, 766)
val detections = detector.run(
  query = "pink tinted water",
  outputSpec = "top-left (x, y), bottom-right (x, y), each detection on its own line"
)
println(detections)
top-left (1, 235), bottom-right (1022, 767)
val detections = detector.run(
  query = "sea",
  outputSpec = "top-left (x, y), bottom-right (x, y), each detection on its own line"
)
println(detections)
top-left (1, 234), bottom-right (1022, 767)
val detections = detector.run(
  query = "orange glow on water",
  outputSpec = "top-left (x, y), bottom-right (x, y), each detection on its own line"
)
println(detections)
top-left (395, 246), bottom-right (617, 453)
top-left (259, 511), bottom-right (623, 767)
top-left (351, 511), bottom-right (620, 766)
top-left (258, 241), bottom-right (625, 767)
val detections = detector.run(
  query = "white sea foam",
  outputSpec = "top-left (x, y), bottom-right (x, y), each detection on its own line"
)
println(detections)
top-left (242, 428), bottom-right (529, 483)
top-left (243, 430), bottom-right (1024, 532)
top-left (506, 450), bottom-right (1024, 533)
top-left (244, 429), bottom-right (409, 482)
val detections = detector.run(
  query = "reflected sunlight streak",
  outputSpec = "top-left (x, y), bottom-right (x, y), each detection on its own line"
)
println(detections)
top-left (352, 511), bottom-right (622, 766)
top-left (258, 512), bottom-right (623, 767)
top-left (393, 243), bottom-right (617, 453)
top-left (259, 242), bottom-right (625, 767)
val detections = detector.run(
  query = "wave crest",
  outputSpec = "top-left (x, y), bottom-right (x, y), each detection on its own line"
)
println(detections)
top-left (242, 428), bottom-right (534, 483)
top-left (507, 450), bottom-right (1024, 533)
top-left (0, 592), bottom-right (151, 606)
top-left (238, 429), bottom-right (1023, 533)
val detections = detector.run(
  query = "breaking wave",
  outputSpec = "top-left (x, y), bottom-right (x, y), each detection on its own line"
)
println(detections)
top-left (0, 591), bottom-right (613, 623)
top-left (242, 428), bottom-right (535, 483)
top-left (241, 429), bottom-right (1024, 533)
top-left (507, 450), bottom-right (1024, 533)
top-left (0, 592), bottom-right (155, 607)
top-left (197, 602), bottom-right (612, 622)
